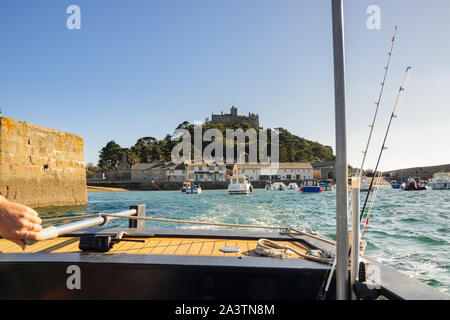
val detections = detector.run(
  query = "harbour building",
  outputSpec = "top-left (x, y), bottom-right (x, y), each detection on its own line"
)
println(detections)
top-left (232, 163), bottom-right (313, 181)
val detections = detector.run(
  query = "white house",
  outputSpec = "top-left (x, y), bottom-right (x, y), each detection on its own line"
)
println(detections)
top-left (232, 163), bottom-right (313, 181)
top-left (187, 162), bottom-right (227, 182)
top-left (165, 163), bottom-right (187, 182)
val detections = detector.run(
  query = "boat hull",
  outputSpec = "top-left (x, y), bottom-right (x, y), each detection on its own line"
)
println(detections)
top-left (228, 190), bottom-right (251, 195)
top-left (360, 184), bottom-right (377, 192)
top-left (186, 187), bottom-right (202, 194)
top-left (391, 183), bottom-right (401, 189)
top-left (431, 182), bottom-right (450, 190)
top-left (0, 254), bottom-right (333, 300)
top-left (0, 227), bottom-right (446, 300)
top-left (301, 186), bottom-right (322, 193)
top-left (319, 184), bottom-right (333, 191)
top-left (228, 184), bottom-right (252, 195)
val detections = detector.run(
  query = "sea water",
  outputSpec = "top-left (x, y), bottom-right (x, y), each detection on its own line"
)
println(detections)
top-left (39, 186), bottom-right (450, 294)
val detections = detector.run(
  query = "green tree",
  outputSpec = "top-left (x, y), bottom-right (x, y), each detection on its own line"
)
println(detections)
top-left (96, 122), bottom-right (336, 167)
top-left (98, 140), bottom-right (123, 169)
top-left (176, 121), bottom-right (190, 129)
top-left (131, 137), bottom-right (157, 163)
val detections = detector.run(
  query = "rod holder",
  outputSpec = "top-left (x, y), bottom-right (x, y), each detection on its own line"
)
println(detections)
top-left (129, 204), bottom-right (146, 229)
top-left (351, 177), bottom-right (361, 300)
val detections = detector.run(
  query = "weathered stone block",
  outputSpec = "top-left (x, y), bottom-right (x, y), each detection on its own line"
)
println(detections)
top-left (0, 117), bottom-right (87, 208)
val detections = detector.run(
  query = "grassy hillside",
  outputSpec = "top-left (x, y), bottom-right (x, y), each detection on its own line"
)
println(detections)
top-left (97, 121), bottom-right (335, 168)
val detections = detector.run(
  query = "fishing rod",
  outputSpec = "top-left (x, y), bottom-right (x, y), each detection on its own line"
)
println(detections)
top-left (361, 172), bottom-right (382, 239)
top-left (360, 66), bottom-right (412, 223)
top-left (318, 29), bottom-right (401, 300)
top-left (358, 26), bottom-right (398, 177)
top-left (320, 67), bottom-right (411, 300)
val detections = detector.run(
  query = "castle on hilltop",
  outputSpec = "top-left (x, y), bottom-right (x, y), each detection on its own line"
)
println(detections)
top-left (205, 106), bottom-right (260, 128)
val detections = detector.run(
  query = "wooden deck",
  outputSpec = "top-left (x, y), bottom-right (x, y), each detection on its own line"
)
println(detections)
top-left (0, 237), bottom-right (309, 258)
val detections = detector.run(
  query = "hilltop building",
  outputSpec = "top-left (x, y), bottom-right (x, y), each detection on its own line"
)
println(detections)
top-left (205, 106), bottom-right (260, 128)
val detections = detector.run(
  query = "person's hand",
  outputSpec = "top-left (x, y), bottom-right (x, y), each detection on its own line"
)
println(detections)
top-left (0, 197), bottom-right (43, 250)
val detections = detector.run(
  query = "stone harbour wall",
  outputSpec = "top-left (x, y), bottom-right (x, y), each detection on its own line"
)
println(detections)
top-left (0, 117), bottom-right (87, 208)
top-left (386, 164), bottom-right (450, 180)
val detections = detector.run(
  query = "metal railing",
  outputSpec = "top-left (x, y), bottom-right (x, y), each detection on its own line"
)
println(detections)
top-left (25, 205), bottom-right (146, 245)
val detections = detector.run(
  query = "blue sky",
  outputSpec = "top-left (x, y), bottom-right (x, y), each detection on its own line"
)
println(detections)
top-left (1, 0), bottom-right (449, 171)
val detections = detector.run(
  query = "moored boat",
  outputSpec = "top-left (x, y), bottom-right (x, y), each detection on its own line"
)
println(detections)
top-left (287, 182), bottom-right (299, 190)
top-left (180, 181), bottom-right (190, 192)
top-left (319, 182), bottom-right (333, 191)
top-left (273, 182), bottom-right (287, 191)
top-left (431, 172), bottom-right (450, 190)
top-left (402, 177), bottom-right (427, 191)
top-left (300, 179), bottom-right (322, 193)
top-left (228, 175), bottom-right (253, 195)
top-left (186, 185), bottom-right (202, 194)
top-left (390, 181), bottom-right (402, 189)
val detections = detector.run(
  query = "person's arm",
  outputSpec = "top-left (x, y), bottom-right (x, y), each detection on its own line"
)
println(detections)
top-left (0, 195), bottom-right (43, 250)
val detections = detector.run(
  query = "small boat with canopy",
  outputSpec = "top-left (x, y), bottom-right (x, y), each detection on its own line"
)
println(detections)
top-left (228, 175), bottom-right (253, 195)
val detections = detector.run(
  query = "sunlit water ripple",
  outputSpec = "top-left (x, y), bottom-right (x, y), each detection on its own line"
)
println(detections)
top-left (38, 186), bottom-right (450, 294)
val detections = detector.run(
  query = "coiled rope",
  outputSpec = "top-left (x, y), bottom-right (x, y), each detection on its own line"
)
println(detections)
top-left (254, 238), bottom-right (333, 263)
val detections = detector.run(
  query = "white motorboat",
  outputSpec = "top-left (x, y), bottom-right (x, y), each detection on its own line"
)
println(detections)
top-left (228, 175), bottom-right (253, 195)
top-left (273, 182), bottom-right (287, 191)
top-left (319, 182), bottom-right (333, 191)
top-left (287, 182), bottom-right (299, 190)
top-left (186, 185), bottom-right (202, 194)
top-left (431, 172), bottom-right (450, 190)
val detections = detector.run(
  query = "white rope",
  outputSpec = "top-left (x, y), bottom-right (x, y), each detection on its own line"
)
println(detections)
top-left (100, 213), bottom-right (288, 230)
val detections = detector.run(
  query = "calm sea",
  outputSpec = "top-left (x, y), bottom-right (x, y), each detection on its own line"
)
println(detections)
top-left (38, 187), bottom-right (450, 295)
